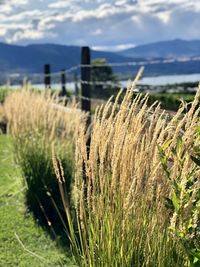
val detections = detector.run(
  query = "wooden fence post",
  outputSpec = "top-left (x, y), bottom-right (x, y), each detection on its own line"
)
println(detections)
top-left (81, 46), bottom-right (91, 190)
top-left (44, 64), bottom-right (51, 89)
top-left (81, 46), bottom-right (91, 124)
top-left (61, 69), bottom-right (67, 96)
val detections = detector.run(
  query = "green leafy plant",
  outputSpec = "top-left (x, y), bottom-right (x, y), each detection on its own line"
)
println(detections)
top-left (158, 124), bottom-right (200, 266)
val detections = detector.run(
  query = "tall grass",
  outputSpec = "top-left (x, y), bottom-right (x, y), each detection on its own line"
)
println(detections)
top-left (54, 81), bottom-right (200, 266)
top-left (4, 88), bottom-right (84, 232)
top-left (3, 81), bottom-right (199, 266)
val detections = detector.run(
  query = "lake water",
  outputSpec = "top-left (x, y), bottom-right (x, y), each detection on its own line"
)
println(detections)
top-left (137, 73), bottom-right (200, 86)
top-left (10, 73), bottom-right (200, 91)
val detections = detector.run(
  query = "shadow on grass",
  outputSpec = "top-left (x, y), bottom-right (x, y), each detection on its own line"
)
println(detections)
top-left (21, 152), bottom-right (74, 248)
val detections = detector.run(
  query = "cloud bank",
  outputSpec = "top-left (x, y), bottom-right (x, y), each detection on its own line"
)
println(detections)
top-left (0, 0), bottom-right (199, 49)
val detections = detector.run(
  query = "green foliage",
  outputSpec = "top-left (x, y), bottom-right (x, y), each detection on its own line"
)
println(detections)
top-left (91, 58), bottom-right (119, 99)
top-left (18, 140), bottom-right (74, 231)
top-left (12, 123), bottom-right (75, 235)
top-left (148, 93), bottom-right (195, 111)
top-left (0, 87), bottom-right (10, 104)
top-left (159, 137), bottom-right (200, 266)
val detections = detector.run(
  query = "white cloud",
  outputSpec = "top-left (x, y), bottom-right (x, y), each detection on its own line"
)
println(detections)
top-left (155, 11), bottom-right (171, 24)
top-left (0, 10), bottom-right (43, 22)
top-left (0, 28), bottom-right (6, 36)
top-left (0, 0), bottom-right (28, 13)
top-left (91, 28), bottom-right (103, 35)
top-left (48, 0), bottom-right (76, 9)
top-left (49, 1), bottom-right (68, 8)
top-left (0, 0), bottom-right (199, 46)
top-left (7, 30), bottom-right (44, 43)
top-left (93, 43), bottom-right (136, 51)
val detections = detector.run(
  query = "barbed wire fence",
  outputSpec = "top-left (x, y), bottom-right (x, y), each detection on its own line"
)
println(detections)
top-left (2, 46), bottom-right (200, 116)
top-left (1, 46), bottom-right (198, 187)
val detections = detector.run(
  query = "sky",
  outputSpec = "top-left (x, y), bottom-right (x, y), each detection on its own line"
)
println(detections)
top-left (0, 0), bottom-right (200, 50)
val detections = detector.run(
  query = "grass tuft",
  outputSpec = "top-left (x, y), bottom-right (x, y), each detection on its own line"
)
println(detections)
top-left (4, 88), bottom-right (84, 235)
top-left (55, 81), bottom-right (200, 266)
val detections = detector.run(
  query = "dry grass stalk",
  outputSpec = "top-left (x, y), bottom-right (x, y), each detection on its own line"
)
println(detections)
top-left (67, 81), bottom-right (200, 266)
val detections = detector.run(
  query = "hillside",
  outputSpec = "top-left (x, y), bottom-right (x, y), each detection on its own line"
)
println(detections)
top-left (119, 39), bottom-right (200, 58)
top-left (0, 43), bottom-right (133, 74)
top-left (0, 41), bottom-right (199, 79)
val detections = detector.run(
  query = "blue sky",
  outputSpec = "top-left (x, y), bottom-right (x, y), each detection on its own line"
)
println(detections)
top-left (0, 0), bottom-right (199, 50)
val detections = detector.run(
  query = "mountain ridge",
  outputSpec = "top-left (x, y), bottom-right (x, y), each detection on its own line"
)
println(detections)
top-left (0, 39), bottom-right (199, 77)
top-left (0, 43), bottom-right (133, 74)
top-left (119, 39), bottom-right (200, 58)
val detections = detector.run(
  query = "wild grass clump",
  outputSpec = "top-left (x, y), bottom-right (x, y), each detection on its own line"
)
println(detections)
top-left (4, 88), bottom-right (84, 233)
top-left (54, 80), bottom-right (200, 266)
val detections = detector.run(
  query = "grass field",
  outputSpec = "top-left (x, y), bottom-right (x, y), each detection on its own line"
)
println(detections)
top-left (0, 135), bottom-right (73, 267)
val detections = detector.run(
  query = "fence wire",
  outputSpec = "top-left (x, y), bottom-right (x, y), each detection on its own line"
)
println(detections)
top-left (4, 54), bottom-right (200, 82)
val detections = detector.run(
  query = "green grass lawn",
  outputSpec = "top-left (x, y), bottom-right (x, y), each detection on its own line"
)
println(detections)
top-left (0, 135), bottom-right (73, 267)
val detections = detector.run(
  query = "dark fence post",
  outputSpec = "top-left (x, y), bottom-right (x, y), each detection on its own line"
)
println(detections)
top-left (61, 69), bottom-right (67, 96)
top-left (81, 46), bottom-right (91, 124)
top-left (81, 46), bottom-right (91, 192)
top-left (44, 64), bottom-right (51, 89)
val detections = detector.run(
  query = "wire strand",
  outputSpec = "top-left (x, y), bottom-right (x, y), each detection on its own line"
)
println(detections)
top-left (4, 55), bottom-right (200, 80)
top-left (80, 56), bottom-right (200, 68)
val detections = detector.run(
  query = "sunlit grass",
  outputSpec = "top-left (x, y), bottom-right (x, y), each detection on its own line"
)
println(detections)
top-left (54, 81), bottom-right (200, 266)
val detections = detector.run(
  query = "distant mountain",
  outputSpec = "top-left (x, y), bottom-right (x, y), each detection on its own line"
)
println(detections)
top-left (0, 41), bottom-right (200, 81)
top-left (0, 43), bottom-right (133, 74)
top-left (119, 39), bottom-right (200, 58)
